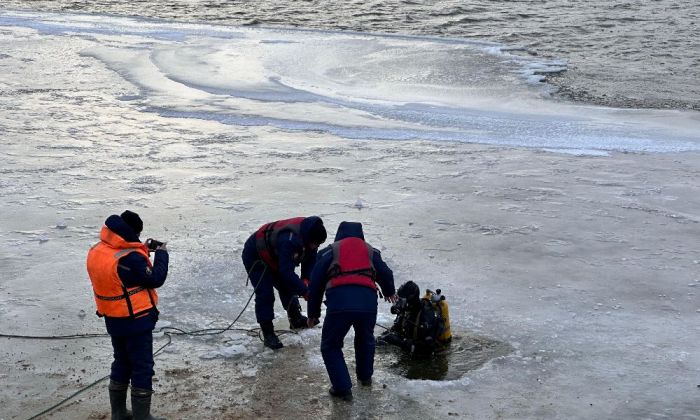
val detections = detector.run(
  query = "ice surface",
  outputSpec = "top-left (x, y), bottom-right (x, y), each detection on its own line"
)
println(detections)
top-left (200, 344), bottom-right (248, 360)
top-left (1, 9), bottom-right (699, 420)
top-left (2, 10), bottom-right (699, 153)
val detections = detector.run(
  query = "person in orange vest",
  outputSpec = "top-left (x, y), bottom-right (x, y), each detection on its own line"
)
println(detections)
top-left (241, 216), bottom-right (327, 349)
top-left (307, 221), bottom-right (398, 401)
top-left (86, 211), bottom-right (169, 420)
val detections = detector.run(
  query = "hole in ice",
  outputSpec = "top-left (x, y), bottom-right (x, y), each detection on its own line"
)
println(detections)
top-left (376, 333), bottom-right (513, 381)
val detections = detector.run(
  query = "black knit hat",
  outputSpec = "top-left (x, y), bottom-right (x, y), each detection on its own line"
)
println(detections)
top-left (120, 210), bottom-right (143, 235)
top-left (307, 219), bottom-right (327, 245)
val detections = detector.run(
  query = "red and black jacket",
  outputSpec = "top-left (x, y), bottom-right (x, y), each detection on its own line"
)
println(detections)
top-left (254, 217), bottom-right (305, 271)
top-left (325, 237), bottom-right (377, 290)
top-left (307, 222), bottom-right (395, 318)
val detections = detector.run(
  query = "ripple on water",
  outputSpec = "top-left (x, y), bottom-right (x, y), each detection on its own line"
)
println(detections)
top-left (3, 0), bottom-right (697, 109)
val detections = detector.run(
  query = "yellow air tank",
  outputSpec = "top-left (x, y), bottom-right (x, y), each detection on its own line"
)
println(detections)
top-left (436, 294), bottom-right (452, 343)
top-left (425, 289), bottom-right (452, 343)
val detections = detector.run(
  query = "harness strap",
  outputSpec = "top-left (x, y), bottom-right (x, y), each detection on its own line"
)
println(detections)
top-left (412, 309), bottom-right (421, 341)
top-left (328, 267), bottom-right (375, 278)
top-left (113, 248), bottom-right (142, 259)
top-left (262, 223), bottom-right (276, 259)
top-left (94, 286), bottom-right (146, 301)
top-left (121, 285), bottom-right (135, 317)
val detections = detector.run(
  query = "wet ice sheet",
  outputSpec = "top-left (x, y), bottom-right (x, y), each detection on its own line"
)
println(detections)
top-left (2, 10), bottom-right (700, 153)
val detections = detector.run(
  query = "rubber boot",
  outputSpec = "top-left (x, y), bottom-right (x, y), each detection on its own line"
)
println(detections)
top-left (260, 320), bottom-right (283, 350)
top-left (329, 387), bottom-right (353, 401)
top-left (286, 297), bottom-right (309, 329)
top-left (357, 377), bottom-right (372, 387)
top-left (131, 387), bottom-right (165, 420)
top-left (109, 380), bottom-right (133, 420)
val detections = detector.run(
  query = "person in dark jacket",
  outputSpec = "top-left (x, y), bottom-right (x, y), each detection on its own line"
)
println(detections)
top-left (307, 221), bottom-right (397, 401)
top-left (86, 210), bottom-right (168, 420)
top-left (242, 216), bottom-right (327, 349)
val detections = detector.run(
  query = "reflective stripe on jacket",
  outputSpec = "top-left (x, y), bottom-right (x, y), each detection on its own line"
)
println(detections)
top-left (326, 237), bottom-right (377, 290)
top-left (86, 226), bottom-right (158, 318)
top-left (254, 217), bottom-right (305, 271)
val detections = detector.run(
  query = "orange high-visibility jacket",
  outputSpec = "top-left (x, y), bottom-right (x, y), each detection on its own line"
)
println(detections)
top-left (86, 226), bottom-right (158, 318)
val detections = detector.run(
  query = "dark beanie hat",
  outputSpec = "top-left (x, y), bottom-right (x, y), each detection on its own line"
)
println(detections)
top-left (120, 210), bottom-right (143, 234)
top-left (308, 219), bottom-right (327, 245)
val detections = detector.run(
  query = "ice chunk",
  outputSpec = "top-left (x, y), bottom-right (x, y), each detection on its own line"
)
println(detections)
top-left (199, 351), bottom-right (218, 360)
top-left (219, 344), bottom-right (247, 359)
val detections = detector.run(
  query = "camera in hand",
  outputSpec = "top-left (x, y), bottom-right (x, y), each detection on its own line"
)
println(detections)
top-left (146, 238), bottom-right (164, 251)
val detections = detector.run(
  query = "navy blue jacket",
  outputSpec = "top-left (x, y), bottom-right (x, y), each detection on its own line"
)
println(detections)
top-left (242, 216), bottom-right (322, 297)
top-left (307, 222), bottom-right (395, 318)
top-left (103, 215), bottom-right (169, 336)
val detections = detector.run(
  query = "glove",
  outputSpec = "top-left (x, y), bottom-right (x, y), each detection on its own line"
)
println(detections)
top-left (302, 291), bottom-right (309, 301)
top-left (303, 278), bottom-right (310, 288)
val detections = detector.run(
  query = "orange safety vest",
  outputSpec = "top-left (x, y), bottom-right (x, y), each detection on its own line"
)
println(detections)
top-left (254, 217), bottom-right (305, 271)
top-left (86, 226), bottom-right (158, 318)
top-left (326, 237), bottom-right (377, 290)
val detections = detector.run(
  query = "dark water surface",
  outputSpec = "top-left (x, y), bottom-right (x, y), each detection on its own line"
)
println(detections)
top-left (376, 334), bottom-right (513, 381)
top-left (4, 0), bottom-right (699, 110)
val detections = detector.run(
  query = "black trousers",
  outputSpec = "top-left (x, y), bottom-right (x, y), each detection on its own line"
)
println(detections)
top-left (320, 311), bottom-right (377, 392)
top-left (109, 330), bottom-right (155, 390)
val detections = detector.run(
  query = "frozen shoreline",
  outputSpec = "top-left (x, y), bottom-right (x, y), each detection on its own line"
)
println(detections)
top-left (1, 11), bottom-right (700, 420)
top-left (2, 130), bottom-right (699, 418)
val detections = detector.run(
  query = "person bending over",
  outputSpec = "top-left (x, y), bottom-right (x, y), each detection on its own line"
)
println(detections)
top-left (242, 216), bottom-right (327, 349)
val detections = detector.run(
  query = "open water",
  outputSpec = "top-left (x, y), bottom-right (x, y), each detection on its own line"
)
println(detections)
top-left (4, 0), bottom-right (699, 111)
